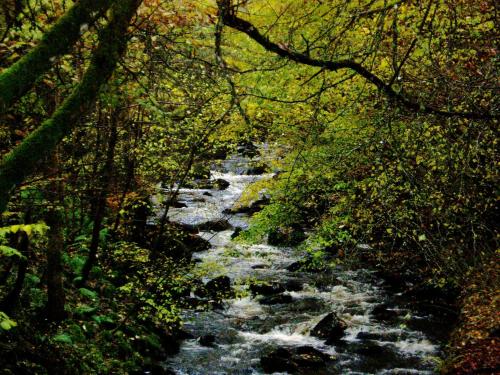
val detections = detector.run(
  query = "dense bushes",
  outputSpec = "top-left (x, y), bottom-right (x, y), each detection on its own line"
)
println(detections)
top-left (241, 113), bottom-right (498, 286)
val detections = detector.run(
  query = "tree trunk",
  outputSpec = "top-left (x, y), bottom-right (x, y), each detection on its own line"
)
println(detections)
top-left (0, 0), bottom-right (142, 214)
top-left (46, 209), bottom-right (66, 321)
top-left (0, 0), bottom-right (113, 114)
top-left (80, 108), bottom-right (119, 284)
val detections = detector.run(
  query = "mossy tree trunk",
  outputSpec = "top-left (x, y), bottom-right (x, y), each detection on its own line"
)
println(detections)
top-left (0, 0), bottom-right (114, 114)
top-left (0, 0), bottom-right (142, 214)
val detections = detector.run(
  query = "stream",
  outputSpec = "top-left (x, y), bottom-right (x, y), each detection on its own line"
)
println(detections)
top-left (161, 155), bottom-right (445, 375)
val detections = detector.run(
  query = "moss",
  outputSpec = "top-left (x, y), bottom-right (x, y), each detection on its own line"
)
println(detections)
top-left (0, 0), bottom-right (142, 213)
top-left (0, 0), bottom-right (113, 114)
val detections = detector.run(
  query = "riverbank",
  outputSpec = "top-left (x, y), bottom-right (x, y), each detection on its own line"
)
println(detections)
top-left (443, 258), bottom-right (499, 374)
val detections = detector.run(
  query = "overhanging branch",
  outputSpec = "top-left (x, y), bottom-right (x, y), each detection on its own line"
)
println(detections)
top-left (216, 0), bottom-right (497, 120)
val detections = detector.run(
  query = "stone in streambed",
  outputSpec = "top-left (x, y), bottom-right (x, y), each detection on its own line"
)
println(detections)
top-left (231, 227), bottom-right (242, 239)
top-left (310, 312), bottom-right (347, 344)
top-left (198, 334), bottom-right (216, 347)
top-left (205, 276), bottom-right (232, 299)
top-left (260, 346), bottom-right (334, 373)
top-left (250, 282), bottom-right (285, 296)
top-left (259, 293), bottom-right (293, 305)
top-left (371, 304), bottom-right (399, 322)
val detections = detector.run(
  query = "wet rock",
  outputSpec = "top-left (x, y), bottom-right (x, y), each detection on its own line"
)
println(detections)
top-left (228, 197), bottom-right (270, 215)
top-left (231, 227), bottom-right (242, 239)
top-left (294, 346), bottom-right (333, 368)
top-left (356, 331), bottom-right (400, 342)
top-left (291, 297), bottom-right (325, 312)
top-left (259, 293), bottom-right (293, 305)
top-left (246, 165), bottom-right (266, 175)
top-left (205, 276), bottom-right (232, 298)
top-left (203, 191), bottom-right (213, 197)
top-left (354, 341), bottom-right (398, 358)
top-left (198, 219), bottom-right (232, 232)
top-left (250, 280), bottom-right (302, 296)
top-left (310, 312), bottom-right (347, 343)
top-left (283, 279), bottom-right (303, 292)
top-left (184, 234), bottom-right (211, 253)
top-left (261, 347), bottom-right (296, 373)
top-left (198, 334), bottom-right (216, 347)
top-left (251, 264), bottom-right (268, 269)
top-left (213, 178), bottom-right (230, 190)
top-left (286, 261), bottom-right (303, 272)
top-left (250, 282), bottom-right (285, 296)
top-left (184, 219), bottom-right (232, 232)
top-left (371, 304), bottom-right (399, 322)
top-left (260, 346), bottom-right (333, 373)
top-left (170, 200), bottom-right (187, 208)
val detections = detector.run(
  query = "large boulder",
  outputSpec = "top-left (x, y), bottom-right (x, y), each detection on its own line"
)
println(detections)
top-left (310, 312), bottom-right (347, 343)
top-left (197, 219), bottom-right (232, 232)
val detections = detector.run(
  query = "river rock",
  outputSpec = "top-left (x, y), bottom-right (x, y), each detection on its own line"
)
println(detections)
top-left (226, 197), bottom-right (270, 215)
top-left (170, 200), bottom-right (187, 208)
top-left (371, 304), bottom-right (399, 322)
top-left (310, 312), bottom-right (347, 343)
top-left (199, 219), bottom-right (232, 232)
top-left (184, 219), bottom-right (232, 232)
top-left (260, 346), bottom-right (333, 373)
top-left (231, 227), bottom-right (242, 239)
top-left (205, 276), bottom-right (232, 298)
top-left (283, 279), bottom-right (303, 292)
top-left (356, 331), bottom-right (401, 342)
top-left (213, 178), bottom-right (230, 190)
top-left (184, 234), bottom-right (211, 253)
top-left (198, 334), bottom-right (216, 347)
top-left (250, 282), bottom-right (285, 296)
top-left (291, 297), bottom-right (325, 312)
top-left (245, 165), bottom-right (266, 175)
top-left (258, 293), bottom-right (293, 305)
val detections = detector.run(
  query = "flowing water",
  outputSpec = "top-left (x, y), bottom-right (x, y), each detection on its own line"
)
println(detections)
top-left (162, 156), bottom-right (444, 375)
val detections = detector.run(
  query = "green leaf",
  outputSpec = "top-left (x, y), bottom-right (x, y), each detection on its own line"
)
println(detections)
top-left (53, 333), bottom-right (73, 344)
top-left (0, 245), bottom-right (25, 259)
top-left (78, 288), bottom-right (98, 300)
